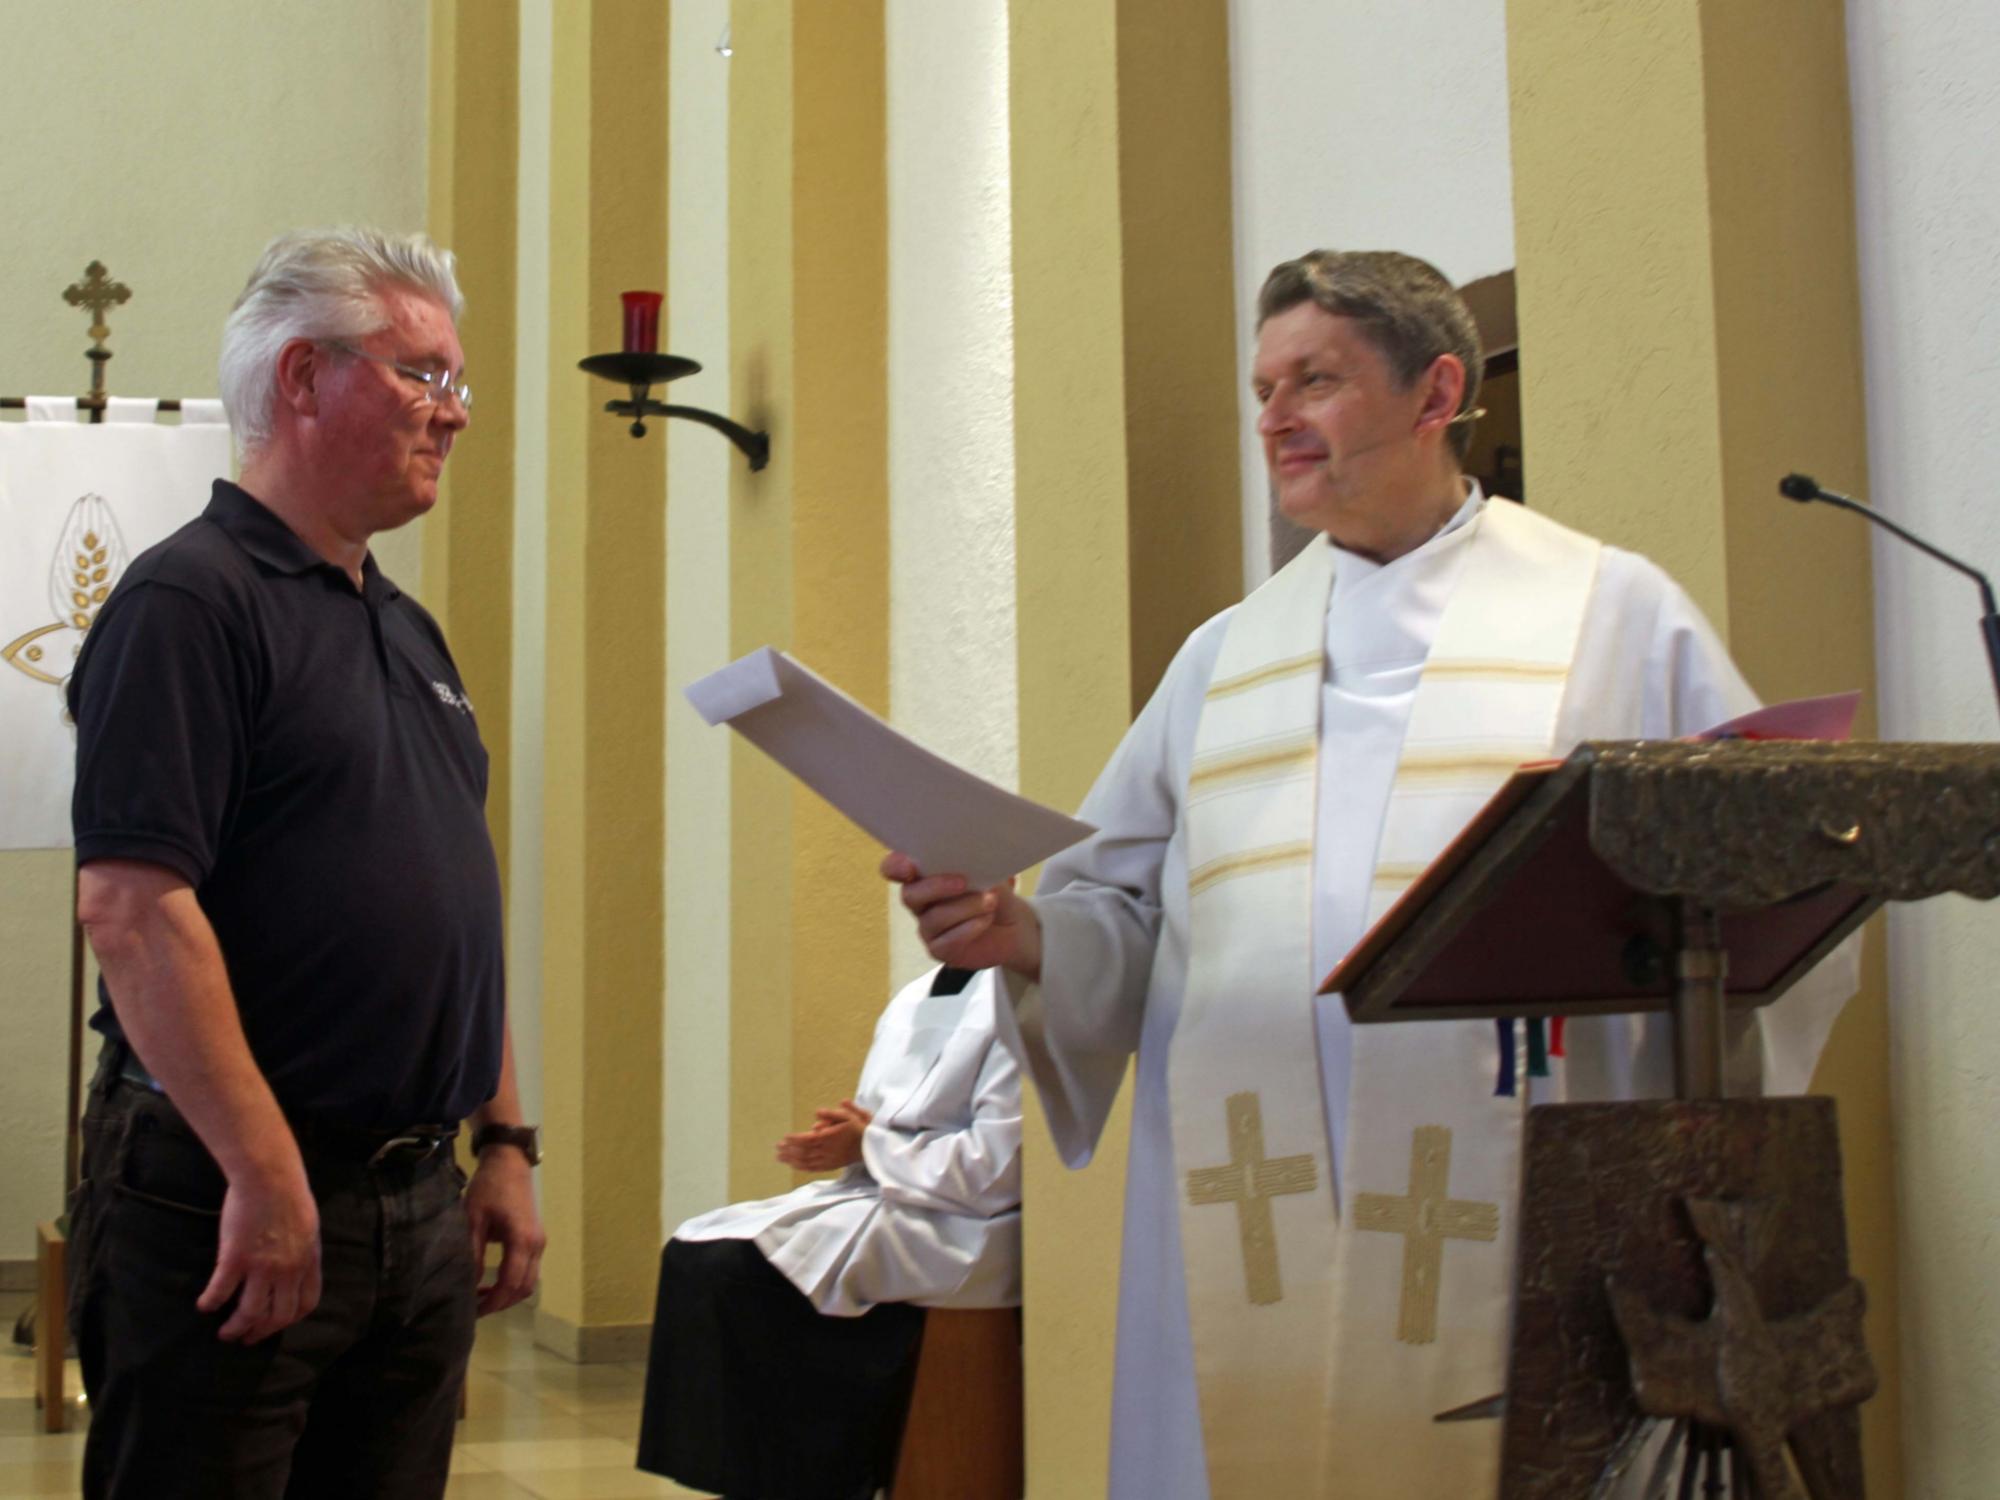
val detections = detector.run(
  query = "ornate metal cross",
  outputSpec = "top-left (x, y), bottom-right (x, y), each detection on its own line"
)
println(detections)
top-left (63, 262), bottom-right (131, 343)
top-left (1184, 1091), bottom-right (1317, 1305)
top-left (60, 261), bottom-right (134, 413)
top-left (1353, 1125), bottom-right (1499, 1344)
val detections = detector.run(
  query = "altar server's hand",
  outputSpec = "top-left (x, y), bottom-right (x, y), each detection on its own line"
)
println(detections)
top-left (881, 851), bottom-right (1043, 980)
top-left (776, 1100), bottom-right (873, 1172)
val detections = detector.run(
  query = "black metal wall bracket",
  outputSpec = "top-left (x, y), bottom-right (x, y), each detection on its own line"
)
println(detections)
top-left (578, 352), bottom-right (770, 471)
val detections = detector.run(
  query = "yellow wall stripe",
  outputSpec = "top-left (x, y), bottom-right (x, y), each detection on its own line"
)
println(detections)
top-left (787, 0), bottom-right (891, 1174)
top-left (726, 0), bottom-right (797, 1205)
top-left (425, 0), bottom-right (518, 893)
top-left (1013, 0), bottom-right (1240, 1485)
top-left (533, 0), bottom-right (668, 1353)
top-left (726, 0), bottom-right (890, 1208)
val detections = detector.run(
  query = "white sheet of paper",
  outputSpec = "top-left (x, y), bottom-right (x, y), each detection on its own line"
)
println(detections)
top-left (686, 647), bottom-right (1096, 891)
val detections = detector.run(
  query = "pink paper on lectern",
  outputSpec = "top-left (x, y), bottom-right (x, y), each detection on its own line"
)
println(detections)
top-left (1699, 690), bottom-right (1861, 743)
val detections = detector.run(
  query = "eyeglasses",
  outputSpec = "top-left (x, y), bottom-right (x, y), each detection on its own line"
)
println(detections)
top-left (320, 341), bottom-right (473, 411)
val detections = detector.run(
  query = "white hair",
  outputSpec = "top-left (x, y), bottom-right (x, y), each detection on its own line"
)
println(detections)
top-left (219, 227), bottom-right (464, 454)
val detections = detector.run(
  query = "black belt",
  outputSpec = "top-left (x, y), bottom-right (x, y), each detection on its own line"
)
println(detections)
top-left (116, 1051), bottom-right (167, 1094)
top-left (114, 1050), bottom-right (459, 1169)
top-left (294, 1118), bottom-right (461, 1169)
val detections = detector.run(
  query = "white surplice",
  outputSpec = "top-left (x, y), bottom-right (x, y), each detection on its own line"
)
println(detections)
top-left (676, 966), bottom-right (1023, 1316)
top-left (995, 492), bottom-right (1857, 1500)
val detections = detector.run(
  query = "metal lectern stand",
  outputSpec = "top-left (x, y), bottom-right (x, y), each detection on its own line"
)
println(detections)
top-left (1326, 739), bottom-right (2000, 1498)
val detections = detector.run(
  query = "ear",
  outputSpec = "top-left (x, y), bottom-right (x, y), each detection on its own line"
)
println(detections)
top-left (271, 338), bottom-right (323, 422)
top-left (1410, 353), bottom-right (1467, 443)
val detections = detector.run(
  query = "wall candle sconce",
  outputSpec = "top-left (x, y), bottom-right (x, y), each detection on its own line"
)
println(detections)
top-left (577, 290), bottom-right (770, 469)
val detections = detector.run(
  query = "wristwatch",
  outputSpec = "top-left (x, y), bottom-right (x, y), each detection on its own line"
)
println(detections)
top-left (471, 1123), bottom-right (543, 1167)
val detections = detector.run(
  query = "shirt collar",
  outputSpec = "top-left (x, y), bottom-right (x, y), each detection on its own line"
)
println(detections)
top-left (1330, 478), bottom-right (1486, 587)
top-left (1443, 477), bottom-right (1486, 535)
top-left (202, 480), bottom-right (398, 599)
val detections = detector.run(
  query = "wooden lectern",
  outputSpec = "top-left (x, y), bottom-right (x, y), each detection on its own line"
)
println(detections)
top-left (1324, 739), bottom-right (2000, 1499)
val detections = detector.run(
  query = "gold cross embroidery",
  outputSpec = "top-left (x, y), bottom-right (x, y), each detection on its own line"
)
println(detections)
top-left (1184, 1091), bottom-right (1318, 1305)
top-left (1353, 1125), bottom-right (1499, 1344)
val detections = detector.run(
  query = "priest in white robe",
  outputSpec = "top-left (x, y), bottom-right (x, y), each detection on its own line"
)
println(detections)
top-left (884, 249), bottom-right (1855, 1500)
top-left (636, 964), bottom-right (1021, 1499)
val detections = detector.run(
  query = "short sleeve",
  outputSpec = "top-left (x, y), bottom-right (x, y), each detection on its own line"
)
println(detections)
top-left (70, 583), bottom-right (256, 886)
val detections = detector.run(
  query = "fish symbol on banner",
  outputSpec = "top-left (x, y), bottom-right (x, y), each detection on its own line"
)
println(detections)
top-left (1, 493), bottom-right (130, 695)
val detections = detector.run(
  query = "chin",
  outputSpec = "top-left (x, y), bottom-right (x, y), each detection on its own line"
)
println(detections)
top-left (381, 492), bottom-right (437, 532)
top-left (1276, 487), bottom-right (1339, 534)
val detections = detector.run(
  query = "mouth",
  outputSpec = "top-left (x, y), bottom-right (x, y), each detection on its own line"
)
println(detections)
top-left (1275, 449), bottom-right (1328, 474)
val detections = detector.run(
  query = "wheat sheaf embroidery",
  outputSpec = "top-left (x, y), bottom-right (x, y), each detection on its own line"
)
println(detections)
top-left (3, 494), bottom-right (131, 691)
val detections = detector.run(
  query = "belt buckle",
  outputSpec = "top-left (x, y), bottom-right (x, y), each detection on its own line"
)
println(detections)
top-left (367, 1131), bottom-right (447, 1168)
top-left (117, 1054), bottom-right (165, 1094)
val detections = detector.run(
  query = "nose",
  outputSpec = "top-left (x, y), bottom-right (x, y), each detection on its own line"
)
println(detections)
top-left (434, 392), bottom-right (470, 431)
top-left (1257, 391), bottom-right (1297, 437)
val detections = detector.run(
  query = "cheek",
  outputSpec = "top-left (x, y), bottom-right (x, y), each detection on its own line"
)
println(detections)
top-left (1322, 404), bottom-right (1381, 451)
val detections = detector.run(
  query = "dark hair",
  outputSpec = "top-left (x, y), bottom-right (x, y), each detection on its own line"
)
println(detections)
top-left (1257, 249), bottom-right (1484, 462)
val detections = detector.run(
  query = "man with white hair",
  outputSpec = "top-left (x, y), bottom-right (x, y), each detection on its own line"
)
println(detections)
top-left (66, 227), bottom-right (543, 1500)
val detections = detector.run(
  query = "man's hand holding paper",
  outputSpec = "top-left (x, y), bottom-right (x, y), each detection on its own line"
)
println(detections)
top-left (879, 852), bottom-right (1044, 979)
top-left (685, 646), bottom-right (1094, 904)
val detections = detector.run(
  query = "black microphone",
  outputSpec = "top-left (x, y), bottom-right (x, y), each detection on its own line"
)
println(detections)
top-left (1780, 472), bottom-right (2000, 722)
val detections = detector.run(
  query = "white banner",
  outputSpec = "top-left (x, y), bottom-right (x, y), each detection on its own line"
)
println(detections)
top-left (0, 419), bottom-right (231, 850)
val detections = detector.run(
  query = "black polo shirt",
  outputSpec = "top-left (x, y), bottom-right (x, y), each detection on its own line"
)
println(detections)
top-left (69, 480), bottom-right (504, 1129)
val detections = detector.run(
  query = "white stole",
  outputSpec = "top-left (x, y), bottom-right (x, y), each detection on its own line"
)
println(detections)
top-left (1167, 498), bottom-right (1601, 1497)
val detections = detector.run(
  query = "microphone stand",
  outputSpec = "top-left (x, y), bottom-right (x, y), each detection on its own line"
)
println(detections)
top-left (1780, 473), bottom-right (2000, 724)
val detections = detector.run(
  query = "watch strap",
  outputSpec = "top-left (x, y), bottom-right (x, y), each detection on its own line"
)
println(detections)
top-left (471, 1123), bottom-right (541, 1166)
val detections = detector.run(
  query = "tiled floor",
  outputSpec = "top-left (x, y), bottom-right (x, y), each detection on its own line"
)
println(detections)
top-left (0, 1293), bottom-right (705, 1499)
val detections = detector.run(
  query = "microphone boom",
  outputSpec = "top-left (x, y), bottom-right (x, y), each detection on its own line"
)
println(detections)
top-left (1779, 472), bottom-right (2000, 725)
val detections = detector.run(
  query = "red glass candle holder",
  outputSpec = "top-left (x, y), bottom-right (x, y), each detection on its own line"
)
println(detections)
top-left (621, 291), bottom-right (664, 354)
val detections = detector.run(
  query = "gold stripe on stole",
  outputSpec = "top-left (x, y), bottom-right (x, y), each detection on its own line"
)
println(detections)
top-left (1391, 745), bottom-right (1549, 783)
top-left (1186, 840), bottom-right (1313, 897)
top-left (1204, 651), bottom-right (1322, 700)
top-left (1369, 863), bottom-right (1428, 888)
top-left (1187, 733), bottom-right (1317, 796)
top-left (1419, 659), bottom-right (1570, 682)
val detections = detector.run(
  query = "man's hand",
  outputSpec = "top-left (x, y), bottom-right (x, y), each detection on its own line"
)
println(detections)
top-left (465, 1151), bottom-right (546, 1317)
top-left (198, 1164), bottom-right (322, 1344)
top-left (78, 860), bottom-right (324, 1346)
top-left (776, 1100), bottom-right (874, 1173)
top-left (881, 851), bottom-right (1044, 980)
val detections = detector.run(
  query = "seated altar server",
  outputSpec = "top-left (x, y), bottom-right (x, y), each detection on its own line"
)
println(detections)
top-left (637, 964), bottom-right (1022, 1500)
top-left (885, 249), bottom-right (1857, 1499)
